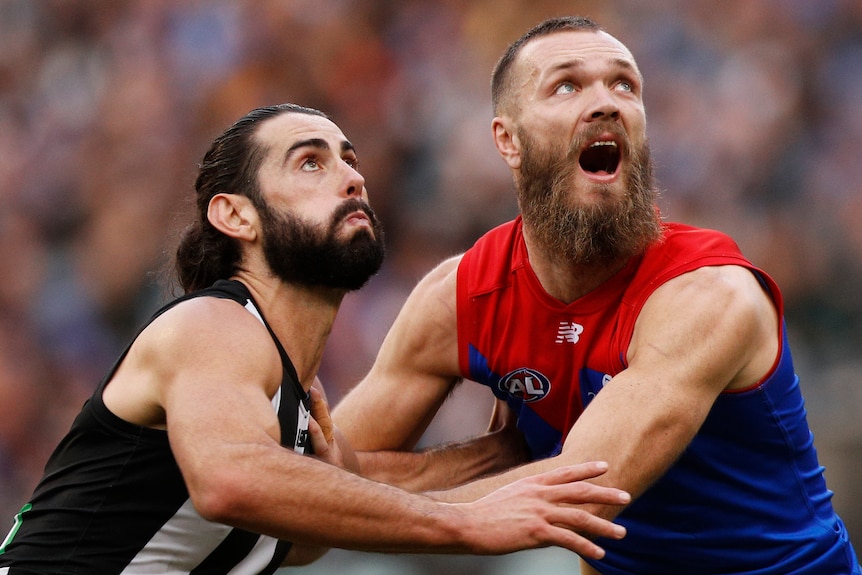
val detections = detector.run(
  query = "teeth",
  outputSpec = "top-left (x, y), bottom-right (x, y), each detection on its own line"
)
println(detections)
top-left (590, 141), bottom-right (617, 148)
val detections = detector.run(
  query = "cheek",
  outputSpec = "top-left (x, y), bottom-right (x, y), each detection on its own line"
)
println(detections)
top-left (624, 106), bottom-right (648, 139)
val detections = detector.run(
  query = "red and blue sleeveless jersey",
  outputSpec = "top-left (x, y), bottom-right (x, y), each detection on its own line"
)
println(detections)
top-left (456, 217), bottom-right (860, 574)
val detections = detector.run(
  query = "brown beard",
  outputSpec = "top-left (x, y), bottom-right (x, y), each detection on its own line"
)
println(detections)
top-left (516, 123), bottom-right (662, 265)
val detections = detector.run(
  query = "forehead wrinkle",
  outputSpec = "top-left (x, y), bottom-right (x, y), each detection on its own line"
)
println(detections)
top-left (539, 56), bottom-right (641, 81)
top-left (519, 30), bottom-right (641, 78)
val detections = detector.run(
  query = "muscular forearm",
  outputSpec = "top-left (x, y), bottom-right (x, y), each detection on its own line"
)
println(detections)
top-left (282, 543), bottom-right (329, 566)
top-left (199, 447), bottom-right (475, 552)
top-left (429, 455), bottom-right (554, 503)
top-left (356, 427), bottom-right (531, 492)
top-left (200, 446), bottom-right (628, 557)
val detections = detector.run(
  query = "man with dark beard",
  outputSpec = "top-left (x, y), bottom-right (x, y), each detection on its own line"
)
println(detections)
top-left (333, 16), bottom-right (861, 575)
top-left (0, 104), bottom-right (633, 574)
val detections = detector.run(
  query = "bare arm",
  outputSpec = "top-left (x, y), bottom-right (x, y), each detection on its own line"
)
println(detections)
top-left (353, 416), bottom-right (530, 492)
top-left (434, 265), bottom-right (780, 514)
top-left (109, 296), bottom-right (627, 558)
top-left (283, 383), bottom-right (353, 566)
top-left (334, 256), bottom-right (527, 490)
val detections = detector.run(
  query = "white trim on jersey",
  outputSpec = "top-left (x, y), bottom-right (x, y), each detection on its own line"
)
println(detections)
top-left (225, 536), bottom-right (279, 575)
top-left (121, 498), bottom-right (229, 572)
top-left (245, 298), bottom-right (284, 416)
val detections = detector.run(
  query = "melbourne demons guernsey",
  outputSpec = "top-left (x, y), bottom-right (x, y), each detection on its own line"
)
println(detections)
top-left (0, 280), bottom-right (310, 574)
top-left (457, 218), bottom-right (860, 575)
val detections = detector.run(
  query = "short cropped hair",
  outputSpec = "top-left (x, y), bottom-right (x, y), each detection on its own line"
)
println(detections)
top-left (491, 16), bottom-right (602, 115)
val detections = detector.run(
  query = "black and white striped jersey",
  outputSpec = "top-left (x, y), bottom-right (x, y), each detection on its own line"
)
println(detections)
top-left (0, 280), bottom-right (310, 574)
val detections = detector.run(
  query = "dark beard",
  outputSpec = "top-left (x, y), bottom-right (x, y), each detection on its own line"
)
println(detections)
top-left (517, 124), bottom-right (662, 265)
top-left (257, 198), bottom-right (385, 291)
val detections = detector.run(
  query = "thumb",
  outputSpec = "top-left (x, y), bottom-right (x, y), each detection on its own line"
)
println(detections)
top-left (309, 386), bottom-right (334, 444)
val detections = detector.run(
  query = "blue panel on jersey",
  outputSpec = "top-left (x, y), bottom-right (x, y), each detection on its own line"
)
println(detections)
top-left (515, 406), bottom-right (563, 460)
top-left (467, 344), bottom-right (506, 399)
top-left (579, 366), bottom-right (612, 409)
top-left (468, 344), bottom-right (562, 460)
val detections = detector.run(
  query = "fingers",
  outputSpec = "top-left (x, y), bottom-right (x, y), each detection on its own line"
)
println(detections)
top-left (530, 478), bottom-right (628, 558)
top-left (554, 480), bottom-right (631, 508)
top-left (462, 462), bottom-right (629, 557)
top-left (543, 526), bottom-right (609, 560)
top-left (528, 462), bottom-right (630, 505)
top-left (308, 386), bottom-right (334, 444)
top-left (530, 460), bottom-right (611, 484)
top-left (511, 462), bottom-right (630, 547)
top-left (548, 503), bottom-right (626, 541)
top-left (307, 388), bottom-right (348, 467)
top-left (306, 416), bottom-right (327, 450)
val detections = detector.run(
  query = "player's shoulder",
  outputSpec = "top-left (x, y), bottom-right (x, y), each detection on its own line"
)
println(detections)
top-left (658, 222), bottom-right (741, 252)
top-left (164, 293), bottom-right (259, 329)
top-left (139, 294), bottom-right (273, 364)
top-left (646, 264), bottom-right (771, 340)
top-left (413, 254), bottom-right (462, 297)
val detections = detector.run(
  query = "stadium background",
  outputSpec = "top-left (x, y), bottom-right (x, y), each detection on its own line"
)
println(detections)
top-left (0, 1), bottom-right (859, 573)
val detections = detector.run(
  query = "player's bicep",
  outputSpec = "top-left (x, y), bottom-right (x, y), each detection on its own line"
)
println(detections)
top-left (154, 301), bottom-right (284, 493)
top-left (334, 256), bottom-right (463, 451)
top-left (559, 266), bottom-right (774, 502)
top-left (628, 265), bottom-right (775, 395)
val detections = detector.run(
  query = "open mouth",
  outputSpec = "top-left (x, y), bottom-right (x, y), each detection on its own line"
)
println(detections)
top-left (578, 140), bottom-right (621, 176)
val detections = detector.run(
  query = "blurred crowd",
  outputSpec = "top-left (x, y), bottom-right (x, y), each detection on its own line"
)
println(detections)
top-left (0, 0), bottom-right (860, 573)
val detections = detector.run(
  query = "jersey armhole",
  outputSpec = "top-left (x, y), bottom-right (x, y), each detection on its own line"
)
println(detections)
top-left (455, 253), bottom-right (474, 378)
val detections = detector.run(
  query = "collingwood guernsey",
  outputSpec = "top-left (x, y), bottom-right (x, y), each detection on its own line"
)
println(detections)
top-left (0, 280), bottom-right (310, 574)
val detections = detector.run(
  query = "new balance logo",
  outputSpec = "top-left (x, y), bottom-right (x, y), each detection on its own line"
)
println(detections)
top-left (556, 321), bottom-right (584, 344)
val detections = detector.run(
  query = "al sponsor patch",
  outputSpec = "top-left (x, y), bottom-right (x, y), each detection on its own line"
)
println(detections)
top-left (497, 368), bottom-right (551, 403)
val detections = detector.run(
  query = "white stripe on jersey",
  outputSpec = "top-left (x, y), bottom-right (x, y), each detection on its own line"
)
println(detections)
top-left (121, 498), bottom-right (231, 573)
top-left (120, 498), bottom-right (280, 574)
top-left (226, 536), bottom-right (279, 575)
top-left (246, 298), bottom-right (284, 416)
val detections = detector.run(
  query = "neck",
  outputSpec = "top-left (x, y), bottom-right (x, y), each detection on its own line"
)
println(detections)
top-left (232, 272), bottom-right (344, 391)
top-left (522, 226), bottom-right (629, 304)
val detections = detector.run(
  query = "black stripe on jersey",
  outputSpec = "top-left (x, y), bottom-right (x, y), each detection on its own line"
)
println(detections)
top-left (191, 529), bottom-right (259, 574)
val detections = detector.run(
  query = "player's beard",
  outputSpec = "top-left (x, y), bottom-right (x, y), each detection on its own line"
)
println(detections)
top-left (516, 124), bottom-right (662, 265)
top-left (256, 197), bottom-right (385, 291)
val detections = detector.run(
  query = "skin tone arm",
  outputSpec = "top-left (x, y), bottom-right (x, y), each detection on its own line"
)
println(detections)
top-left (103, 295), bottom-right (629, 559)
top-left (284, 384), bottom-right (350, 566)
top-left (334, 256), bottom-right (531, 492)
top-left (337, 261), bottom-right (777, 574)
top-left (433, 264), bottom-right (780, 511)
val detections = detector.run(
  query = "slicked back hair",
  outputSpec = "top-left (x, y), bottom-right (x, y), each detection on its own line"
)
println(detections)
top-left (173, 103), bottom-right (328, 294)
top-left (491, 16), bottom-right (602, 115)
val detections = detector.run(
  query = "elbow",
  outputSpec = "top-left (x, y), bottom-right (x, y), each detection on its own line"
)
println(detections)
top-left (187, 468), bottom-right (250, 524)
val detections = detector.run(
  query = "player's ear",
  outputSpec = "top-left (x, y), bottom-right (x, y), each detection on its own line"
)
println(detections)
top-left (492, 116), bottom-right (521, 170)
top-left (207, 193), bottom-right (258, 241)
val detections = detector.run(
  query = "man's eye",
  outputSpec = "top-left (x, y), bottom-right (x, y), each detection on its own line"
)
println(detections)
top-left (301, 158), bottom-right (320, 171)
top-left (615, 80), bottom-right (633, 93)
top-left (555, 81), bottom-right (576, 95)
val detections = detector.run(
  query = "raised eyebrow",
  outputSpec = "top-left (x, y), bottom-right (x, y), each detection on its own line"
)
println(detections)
top-left (284, 138), bottom-right (329, 163)
top-left (341, 140), bottom-right (356, 156)
top-left (611, 58), bottom-right (643, 83)
top-left (547, 57), bottom-right (643, 83)
top-left (284, 138), bottom-right (356, 163)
